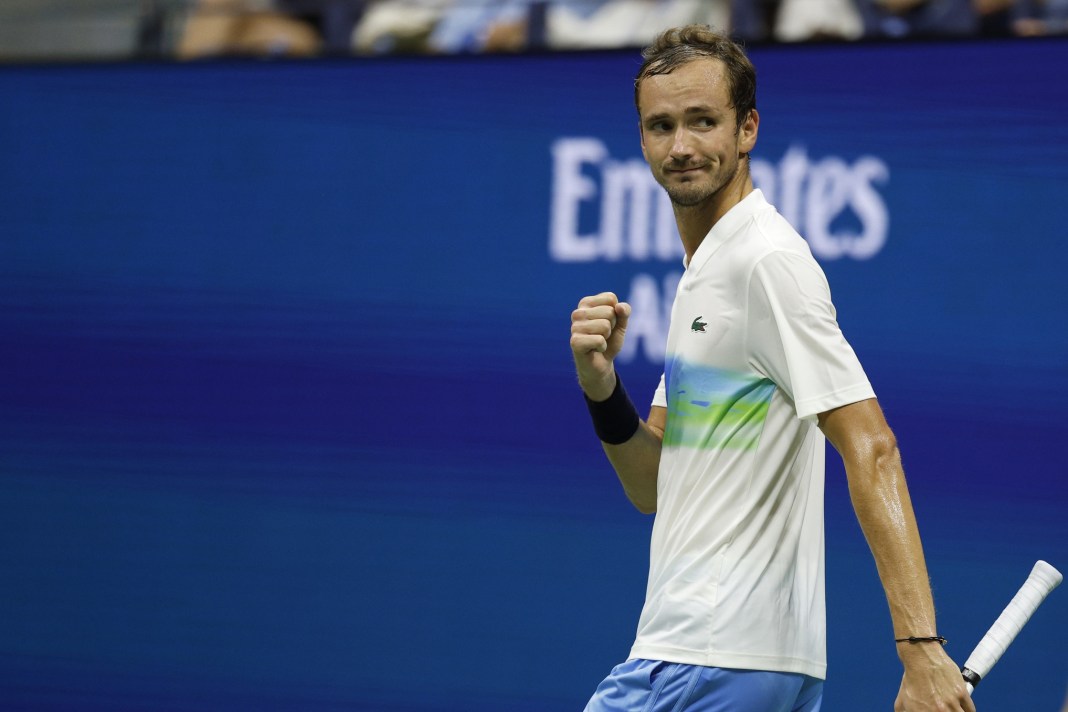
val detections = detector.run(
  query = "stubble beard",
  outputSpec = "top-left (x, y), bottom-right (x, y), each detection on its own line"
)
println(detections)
top-left (664, 181), bottom-right (720, 208)
top-left (658, 157), bottom-right (741, 209)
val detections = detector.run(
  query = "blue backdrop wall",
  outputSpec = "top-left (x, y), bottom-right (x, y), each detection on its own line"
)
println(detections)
top-left (1, 38), bottom-right (1065, 711)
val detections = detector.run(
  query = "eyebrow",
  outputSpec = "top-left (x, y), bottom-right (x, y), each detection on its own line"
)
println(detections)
top-left (643, 106), bottom-right (719, 122)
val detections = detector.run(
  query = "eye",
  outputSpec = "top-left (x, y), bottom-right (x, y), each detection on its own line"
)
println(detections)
top-left (695, 117), bottom-right (716, 128)
top-left (649, 120), bottom-right (671, 132)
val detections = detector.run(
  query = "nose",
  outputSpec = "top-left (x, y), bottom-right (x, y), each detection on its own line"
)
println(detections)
top-left (669, 127), bottom-right (694, 161)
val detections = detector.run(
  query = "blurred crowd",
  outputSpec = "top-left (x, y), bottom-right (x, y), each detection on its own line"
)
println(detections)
top-left (347, 0), bottom-right (1068, 54)
top-left (0, 0), bottom-right (1064, 61)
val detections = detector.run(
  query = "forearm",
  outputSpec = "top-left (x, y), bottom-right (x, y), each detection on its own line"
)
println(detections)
top-left (603, 419), bottom-right (662, 514)
top-left (845, 440), bottom-right (938, 643)
top-left (823, 399), bottom-right (972, 709)
top-left (570, 294), bottom-right (662, 513)
top-left (582, 371), bottom-right (663, 514)
top-left (854, 454), bottom-right (977, 709)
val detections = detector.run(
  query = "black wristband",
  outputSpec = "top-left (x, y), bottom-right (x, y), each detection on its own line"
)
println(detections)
top-left (584, 374), bottom-right (640, 445)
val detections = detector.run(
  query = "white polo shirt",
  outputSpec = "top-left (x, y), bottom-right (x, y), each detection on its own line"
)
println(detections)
top-left (628, 189), bottom-right (875, 679)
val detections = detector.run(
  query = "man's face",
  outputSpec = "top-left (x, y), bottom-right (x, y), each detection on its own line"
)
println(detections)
top-left (637, 58), bottom-right (757, 207)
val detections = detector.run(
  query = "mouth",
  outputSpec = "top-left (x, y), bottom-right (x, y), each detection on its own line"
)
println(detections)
top-left (666, 165), bottom-right (706, 175)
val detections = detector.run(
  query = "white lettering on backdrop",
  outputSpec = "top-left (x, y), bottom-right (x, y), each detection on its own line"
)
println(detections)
top-left (549, 137), bottom-right (890, 364)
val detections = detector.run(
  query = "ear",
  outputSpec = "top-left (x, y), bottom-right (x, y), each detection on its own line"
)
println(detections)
top-left (738, 108), bottom-right (759, 154)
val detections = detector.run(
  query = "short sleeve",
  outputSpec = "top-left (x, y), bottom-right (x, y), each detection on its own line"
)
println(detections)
top-left (652, 373), bottom-right (667, 408)
top-left (746, 250), bottom-right (875, 422)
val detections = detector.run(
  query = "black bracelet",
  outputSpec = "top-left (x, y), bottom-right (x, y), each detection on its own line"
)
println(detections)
top-left (584, 373), bottom-right (640, 445)
top-left (895, 635), bottom-right (948, 646)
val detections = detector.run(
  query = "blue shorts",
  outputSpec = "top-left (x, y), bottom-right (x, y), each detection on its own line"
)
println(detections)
top-left (583, 659), bottom-right (823, 712)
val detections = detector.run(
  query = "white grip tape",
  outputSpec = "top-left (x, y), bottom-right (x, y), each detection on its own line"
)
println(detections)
top-left (963, 560), bottom-right (1062, 692)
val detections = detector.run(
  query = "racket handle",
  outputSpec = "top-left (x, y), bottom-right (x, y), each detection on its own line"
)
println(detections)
top-left (961, 560), bottom-right (1062, 694)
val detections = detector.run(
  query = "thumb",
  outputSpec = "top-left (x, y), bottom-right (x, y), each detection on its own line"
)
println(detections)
top-left (615, 301), bottom-right (631, 331)
top-left (605, 301), bottom-right (631, 358)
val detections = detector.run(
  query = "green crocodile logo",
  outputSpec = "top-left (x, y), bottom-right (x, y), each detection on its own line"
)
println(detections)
top-left (691, 316), bottom-right (707, 333)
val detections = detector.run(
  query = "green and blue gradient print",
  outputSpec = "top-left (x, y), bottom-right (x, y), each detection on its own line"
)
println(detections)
top-left (663, 356), bottom-right (776, 451)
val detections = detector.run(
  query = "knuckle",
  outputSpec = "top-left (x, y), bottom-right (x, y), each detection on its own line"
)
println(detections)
top-left (574, 319), bottom-right (610, 337)
top-left (579, 292), bottom-right (617, 308)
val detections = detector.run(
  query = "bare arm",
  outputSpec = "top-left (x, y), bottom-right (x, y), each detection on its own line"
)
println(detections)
top-left (571, 292), bottom-right (662, 513)
top-left (601, 404), bottom-right (664, 514)
top-left (819, 399), bottom-right (974, 712)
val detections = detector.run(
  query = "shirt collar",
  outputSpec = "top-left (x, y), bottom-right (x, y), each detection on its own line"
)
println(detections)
top-left (682, 189), bottom-right (768, 272)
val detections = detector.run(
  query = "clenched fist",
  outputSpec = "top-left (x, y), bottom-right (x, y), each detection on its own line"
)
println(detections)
top-left (570, 292), bottom-right (631, 401)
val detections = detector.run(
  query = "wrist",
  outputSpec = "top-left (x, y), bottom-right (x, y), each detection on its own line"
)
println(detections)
top-left (896, 637), bottom-right (950, 666)
top-left (579, 369), bottom-right (617, 402)
top-left (895, 635), bottom-right (947, 646)
top-left (583, 372), bottom-right (640, 445)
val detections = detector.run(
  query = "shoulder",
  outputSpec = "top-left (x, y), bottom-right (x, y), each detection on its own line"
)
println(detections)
top-left (744, 217), bottom-right (832, 309)
top-left (750, 203), bottom-right (815, 262)
top-left (737, 210), bottom-right (825, 291)
top-left (721, 192), bottom-right (816, 267)
top-left (714, 191), bottom-right (823, 288)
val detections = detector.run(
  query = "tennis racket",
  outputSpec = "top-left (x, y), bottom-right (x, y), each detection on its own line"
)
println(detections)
top-left (960, 560), bottom-right (1062, 694)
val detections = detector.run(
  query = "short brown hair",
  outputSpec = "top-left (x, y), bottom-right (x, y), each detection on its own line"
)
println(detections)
top-left (634, 25), bottom-right (757, 129)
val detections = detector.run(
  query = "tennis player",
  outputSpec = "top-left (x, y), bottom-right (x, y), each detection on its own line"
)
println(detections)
top-left (570, 25), bottom-right (975, 712)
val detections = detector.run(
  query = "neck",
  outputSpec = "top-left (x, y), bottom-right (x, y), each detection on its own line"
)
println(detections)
top-left (675, 166), bottom-right (754, 263)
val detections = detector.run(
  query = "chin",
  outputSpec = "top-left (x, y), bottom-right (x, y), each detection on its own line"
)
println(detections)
top-left (666, 183), bottom-right (717, 207)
